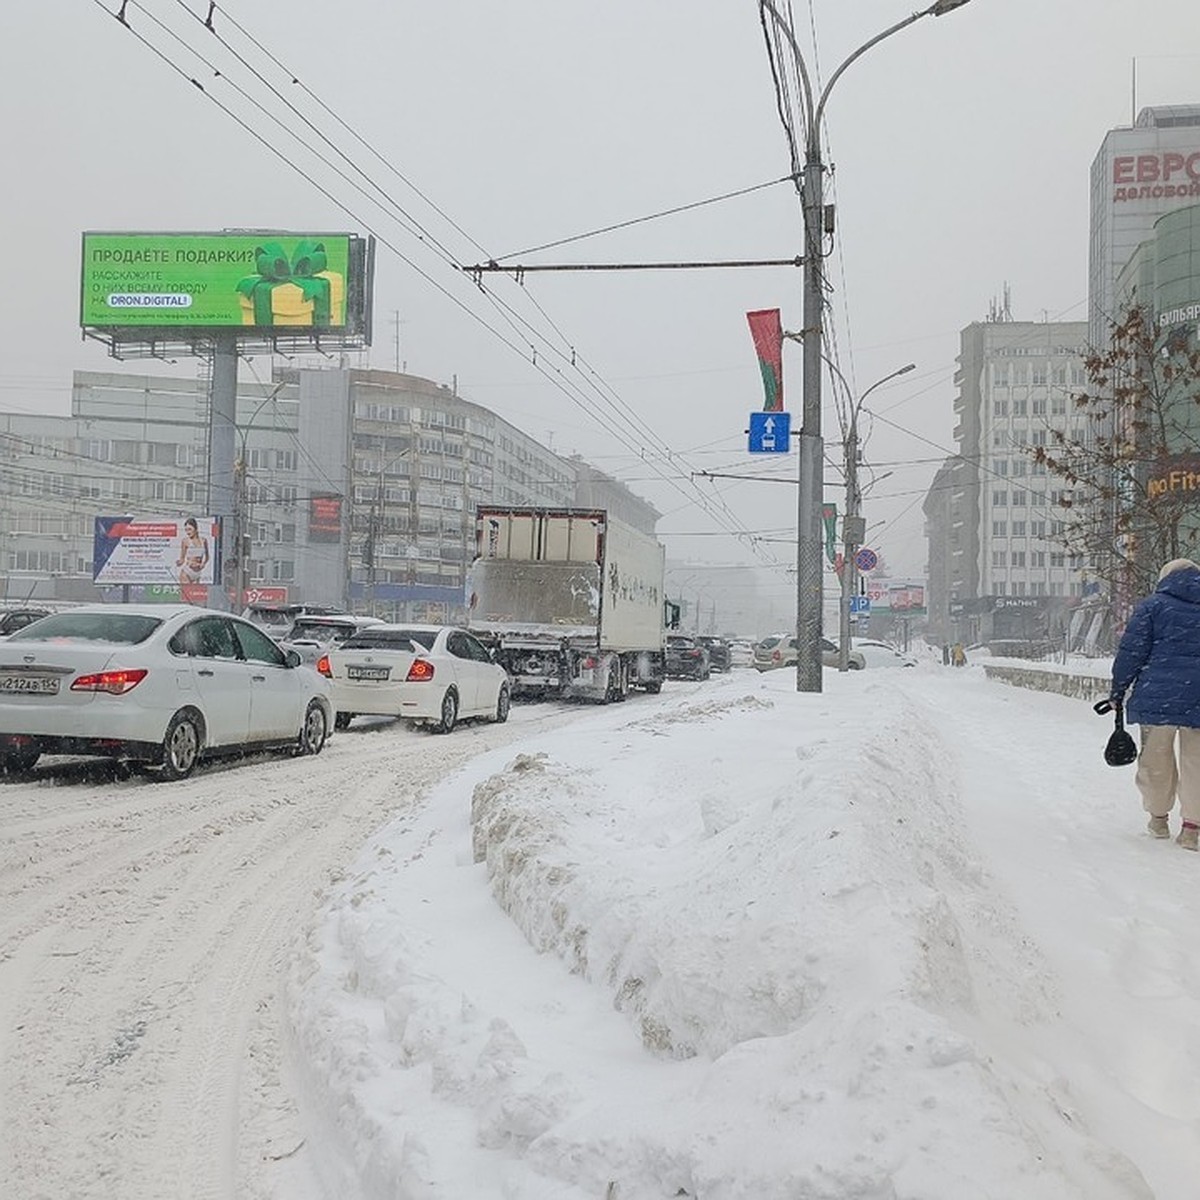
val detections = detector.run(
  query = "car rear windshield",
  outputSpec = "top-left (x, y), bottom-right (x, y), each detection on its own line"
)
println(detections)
top-left (7, 612), bottom-right (162, 644)
top-left (343, 629), bottom-right (434, 651)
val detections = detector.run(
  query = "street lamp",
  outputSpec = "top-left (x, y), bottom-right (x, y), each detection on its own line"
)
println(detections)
top-left (834, 362), bottom-right (914, 670)
top-left (758, 0), bottom-right (973, 691)
top-left (364, 444), bottom-right (413, 617)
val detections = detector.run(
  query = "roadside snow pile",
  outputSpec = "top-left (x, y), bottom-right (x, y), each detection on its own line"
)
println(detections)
top-left (284, 675), bottom-right (1150, 1200)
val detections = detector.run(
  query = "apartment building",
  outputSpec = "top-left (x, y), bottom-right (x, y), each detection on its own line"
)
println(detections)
top-left (0, 366), bottom-right (659, 620)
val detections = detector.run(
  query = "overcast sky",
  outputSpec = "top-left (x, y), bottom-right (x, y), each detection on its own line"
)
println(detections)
top-left (2, 1), bottom-right (1198, 589)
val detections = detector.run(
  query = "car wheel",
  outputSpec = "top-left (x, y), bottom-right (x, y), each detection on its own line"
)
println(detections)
top-left (492, 683), bottom-right (511, 724)
top-left (159, 710), bottom-right (202, 781)
top-left (433, 688), bottom-right (458, 734)
top-left (643, 679), bottom-right (663, 694)
top-left (0, 748), bottom-right (40, 774)
top-left (298, 701), bottom-right (328, 755)
top-left (334, 711), bottom-right (353, 731)
top-left (604, 664), bottom-right (622, 704)
top-left (849, 659), bottom-right (865, 671)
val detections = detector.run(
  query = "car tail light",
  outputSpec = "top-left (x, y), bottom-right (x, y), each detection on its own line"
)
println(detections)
top-left (406, 659), bottom-right (435, 682)
top-left (771, 649), bottom-right (781, 662)
top-left (70, 668), bottom-right (148, 695)
top-left (316, 654), bottom-right (332, 678)
top-left (684, 649), bottom-right (700, 658)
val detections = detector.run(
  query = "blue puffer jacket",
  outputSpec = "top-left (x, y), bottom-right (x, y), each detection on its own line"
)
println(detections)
top-left (1111, 566), bottom-right (1200, 726)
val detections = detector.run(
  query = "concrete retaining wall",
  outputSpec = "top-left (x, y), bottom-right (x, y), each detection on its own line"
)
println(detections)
top-left (982, 663), bottom-right (1110, 701)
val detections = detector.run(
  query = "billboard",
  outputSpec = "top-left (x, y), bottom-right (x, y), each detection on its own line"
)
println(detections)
top-left (93, 515), bottom-right (221, 586)
top-left (308, 494), bottom-right (343, 543)
top-left (865, 578), bottom-right (926, 613)
top-left (80, 232), bottom-right (372, 334)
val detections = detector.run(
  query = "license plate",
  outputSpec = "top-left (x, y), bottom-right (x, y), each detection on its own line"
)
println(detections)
top-left (0, 674), bottom-right (60, 694)
top-left (347, 665), bottom-right (391, 681)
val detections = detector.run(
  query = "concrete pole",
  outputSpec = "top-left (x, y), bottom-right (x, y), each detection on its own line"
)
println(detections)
top-left (207, 331), bottom-right (239, 611)
top-left (838, 416), bottom-right (860, 671)
top-left (795, 141), bottom-right (826, 693)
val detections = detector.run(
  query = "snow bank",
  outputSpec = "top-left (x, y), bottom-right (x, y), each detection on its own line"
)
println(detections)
top-left (285, 676), bottom-right (1150, 1199)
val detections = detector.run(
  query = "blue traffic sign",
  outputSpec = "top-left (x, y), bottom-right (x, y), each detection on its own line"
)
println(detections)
top-left (850, 595), bottom-right (871, 614)
top-left (854, 547), bottom-right (878, 572)
top-left (748, 410), bottom-right (791, 454)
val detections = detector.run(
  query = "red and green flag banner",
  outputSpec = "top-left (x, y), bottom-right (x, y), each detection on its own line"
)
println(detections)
top-left (746, 308), bottom-right (784, 412)
top-left (822, 502), bottom-right (838, 565)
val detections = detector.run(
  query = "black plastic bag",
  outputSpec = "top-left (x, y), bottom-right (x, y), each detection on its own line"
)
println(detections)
top-left (1094, 699), bottom-right (1138, 767)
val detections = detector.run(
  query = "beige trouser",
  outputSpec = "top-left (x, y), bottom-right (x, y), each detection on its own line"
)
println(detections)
top-left (1136, 725), bottom-right (1200, 825)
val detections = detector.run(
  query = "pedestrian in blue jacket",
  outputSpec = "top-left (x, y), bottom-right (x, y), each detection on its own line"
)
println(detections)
top-left (1110, 558), bottom-right (1200, 850)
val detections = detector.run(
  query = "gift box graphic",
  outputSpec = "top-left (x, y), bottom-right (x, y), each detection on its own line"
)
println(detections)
top-left (236, 239), bottom-right (345, 327)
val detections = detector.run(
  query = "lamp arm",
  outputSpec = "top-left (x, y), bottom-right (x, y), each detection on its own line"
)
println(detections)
top-left (814, 10), bottom-right (927, 134)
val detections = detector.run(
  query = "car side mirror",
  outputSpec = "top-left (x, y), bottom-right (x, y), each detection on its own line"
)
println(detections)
top-left (284, 649), bottom-right (302, 669)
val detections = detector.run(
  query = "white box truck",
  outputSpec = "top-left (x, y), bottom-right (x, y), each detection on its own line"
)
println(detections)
top-left (466, 506), bottom-right (669, 701)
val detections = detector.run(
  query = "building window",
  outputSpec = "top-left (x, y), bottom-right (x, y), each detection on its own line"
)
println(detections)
top-left (992, 490), bottom-right (1008, 506)
top-left (992, 520), bottom-right (1007, 536)
top-left (993, 366), bottom-right (1009, 388)
top-left (1011, 520), bottom-right (1026, 536)
top-left (1012, 397), bottom-right (1027, 417)
top-left (1012, 550), bottom-right (1026, 567)
top-left (1031, 550), bottom-right (1046, 567)
top-left (1032, 396), bottom-right (1046, 416)
top-left (993, 398), bottom-right (1009, 417)
top-left (1032, 363), bottom-right (1047, 387)
top-left (995, 459), bottom-right (1009, 476)
top-left (993, 550), bottom-right (1007, 567)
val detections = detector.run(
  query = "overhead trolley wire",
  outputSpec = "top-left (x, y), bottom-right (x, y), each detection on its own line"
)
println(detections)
top-left (94, 0), bottom-right (792, 570)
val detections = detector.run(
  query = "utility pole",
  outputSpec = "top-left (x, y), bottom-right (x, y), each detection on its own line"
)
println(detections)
top-left (759, 0), bottom-right (974, 690)
top-left (837, 362), bottom-right (914, 670)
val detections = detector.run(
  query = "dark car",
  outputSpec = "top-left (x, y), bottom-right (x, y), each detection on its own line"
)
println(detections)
top-left (696, 636), bottom-right (731, 672)
top-left (0, 609), bottom-right (50, 638)
top-left (665, 634), bottom-right (711, 681)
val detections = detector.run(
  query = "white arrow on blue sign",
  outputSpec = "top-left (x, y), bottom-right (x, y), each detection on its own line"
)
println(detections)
top-left (748, 410), bottom-right (791, 454)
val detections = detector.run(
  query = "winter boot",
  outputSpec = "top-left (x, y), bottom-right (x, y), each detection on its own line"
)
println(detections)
top-left (1147, 815), bottom-right (1171, 839)
top-left (1176, 822), bottom-right (1199, 852)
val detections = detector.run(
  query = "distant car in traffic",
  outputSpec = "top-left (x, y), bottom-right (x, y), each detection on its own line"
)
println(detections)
top-left (696, 635), bottom-right (732, 673)
top-left (280, 613), bottom-right (384, 664)
top-left (753, 634), bottom-right (865, 671)
top-left (322, 624), bottom-right (510, 734)
top-left (665, 634), bottom-right (711, 681)
top-left (853, 639), bottom-right (918, 669)
top-left (241, 602), bottom-right (342, 639)
top-left (0, 608), bottom-right (51, 638)
top-left (727, 638), bottom-right (755, 668)
top-left (0, 605), bottom-right (332, 778)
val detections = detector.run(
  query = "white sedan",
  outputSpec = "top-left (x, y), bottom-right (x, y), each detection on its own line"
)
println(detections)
top-left (322, 624), bottom-right (510, 734)
top-left (0, 604), bottom-right (332, 779)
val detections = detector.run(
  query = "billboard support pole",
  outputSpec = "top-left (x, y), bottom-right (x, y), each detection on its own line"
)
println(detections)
top-left (208, 331), bottom-right (239, 611)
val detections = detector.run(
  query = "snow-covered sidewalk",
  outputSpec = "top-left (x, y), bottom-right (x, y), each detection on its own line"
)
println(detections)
top-left (286, 664), bottom-right (1196, 1198)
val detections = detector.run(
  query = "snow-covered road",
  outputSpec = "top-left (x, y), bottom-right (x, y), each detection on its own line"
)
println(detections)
top-left (0, 702), bottom-right (584, 1200)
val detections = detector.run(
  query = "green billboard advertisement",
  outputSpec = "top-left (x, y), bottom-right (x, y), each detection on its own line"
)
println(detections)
top-left (81, 232), bottom-right (363, 330)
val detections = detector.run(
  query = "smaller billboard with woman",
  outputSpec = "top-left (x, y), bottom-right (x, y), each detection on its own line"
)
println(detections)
top-left (93, 515), bottom-right (220, 586)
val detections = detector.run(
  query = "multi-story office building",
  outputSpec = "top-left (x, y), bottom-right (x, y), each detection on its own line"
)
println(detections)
top-left (926, 318), bottom-right (1090, 647)
top-left (1089, 104), bottom-right (1200, 349)
top-left (0, 366), bottom-right (659, 619)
